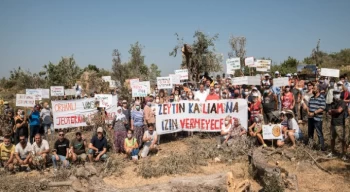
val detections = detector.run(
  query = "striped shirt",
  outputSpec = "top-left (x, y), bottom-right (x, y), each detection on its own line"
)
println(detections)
top-left (131, 109), bottom-right (144, 127)
top-left (308, 95), bottom-right (326, 121)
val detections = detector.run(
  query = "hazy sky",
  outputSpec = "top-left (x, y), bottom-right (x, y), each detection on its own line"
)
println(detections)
top-left (0, 0), bottom-right (349, 78)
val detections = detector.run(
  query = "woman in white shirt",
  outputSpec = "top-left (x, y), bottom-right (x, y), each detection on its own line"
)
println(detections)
top-left (278, 110), bottom-right (303, 148)
top-left (217, 115), bottom-right (232, 148)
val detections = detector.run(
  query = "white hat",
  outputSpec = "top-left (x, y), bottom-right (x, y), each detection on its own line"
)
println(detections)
top-left (274, 71), bottom-right (280, 74)
top-left (264, 73), bottom-right (270, 77)
top-left (252, 92), bottom-right (259, 97)
top-left (97, 127), bottom-right (104, 133)
top-left (286, 73), bottom-right (291, 77)
top-left (293, 73), bottom-right (298, 76)
top-left (337, 81), bottom-right (343, 85)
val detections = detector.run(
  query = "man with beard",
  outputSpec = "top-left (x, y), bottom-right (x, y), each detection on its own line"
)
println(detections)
top-left (303, 86), bottom-right (326, 151)
top-left (262, 85), bottom-right (278, 124)
top-left (206, 85), bottom-right (220, 101)
top-left (15, 135), bottom-right (33, 171)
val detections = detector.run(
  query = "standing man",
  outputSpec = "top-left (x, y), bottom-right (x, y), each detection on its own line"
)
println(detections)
top-left (291, 79), bottom-right (301, 120)
top-left (262, 85), bottom-right (278, 123)
top-left (122, 100), bottom-right (131, 130)
top-left (302, 86), bottom-right (326, 151)
top-left (206, 85), bottom-right (220, 101)
top-left (29, 104), bottom-right (41, 144)
top-left (194, 84), bottom-right (208, 102)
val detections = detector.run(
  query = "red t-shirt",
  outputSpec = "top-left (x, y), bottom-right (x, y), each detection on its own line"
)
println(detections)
top-left (206, 94), bottom-right (220, 101)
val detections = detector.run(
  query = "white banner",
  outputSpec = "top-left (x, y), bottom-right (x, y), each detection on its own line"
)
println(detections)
top-left (102, 76), bottom-right (111, 81)
top-left (108, 80), bottom-right (117, 88)
top-left (26, 89), bottom-right (42, 100)
top-left (156, 99), bottom-right (248, 135)
top-left (41, 89), bottom-right (50, 99)
top-left (65, 89), bottom-right (76, 96)
top-left (51, 86), bottom-right (65, 96)
top-left (273, 77), bottom-right (289, 87)
top-left (255, 60), bottom-right (271, 72)
top-left (262, 124), bottom-right (283, 139)
top-left (94, 94), bottom-right (113, 108)
top-left (175, 69), bottom-right (189, 80)
top-left (248, 76), bottom-right (261, 85)
top-left (169, 74), bottom-right (181, 84)
top-left (16, 94), bottom-right (35, 107)
top-left (51, 96), bottom-right (118, 129)
top-left (132, 82), bottom-right (148, 97)
top-left (231, 76), bottom-right (261, 85)
top-left (157, 77), bottom-right (172, 89)
top-left (226, 57), bottom-right (241, 74)
top-left (245, 57), bottom-right (254, 66)
top-left (320, 68), bottom-right (339, 78)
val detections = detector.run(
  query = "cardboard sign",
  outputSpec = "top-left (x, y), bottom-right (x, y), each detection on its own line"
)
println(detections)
top-left (255, 60), bottom-right (271, 72)
top-left (129, 79), bottom-right (139, 86)
top-left (94, 94), bottom-right (113, 108)
top-left (64, 89), bottom-right (76, 96)
top-left (320, 68), bottom-right (339, 78)
top-left (245, 57), bottom-right (254, 66)
top-left (273, 77), bottom-right (289, 87)
top-left (131, 81), bottom-right (150, 97)
top-left (156, 99), bottom-right (248, 135)
top-left (169, 74), bottom-right (181, 84)
top-left (248, 76), bottom-right (261, 85)
top-left (262, 124), bottom-right (283, 139)
top-left (226, 57), bottom-right (241, 74)
top-left (40, 89), bottom-right (50, 99)
top-left (102, 76), bottom-right (111, 81)
top-left (26, 89), bottom-right (42, 100)
top-left (232, 76), bottom-right (248, 85)
top-left (51, 95), bottom-right (118, 129)
top-left (157, 77), bottom-right (172, 89)
top-left (50, 86), bottom-right (65, 97)
top-left (108, 80), bottom-right (117, 88)
top-left (175, 69), bottom-right (189, 80)
top-left (16, 94), bottom-right (35, 107)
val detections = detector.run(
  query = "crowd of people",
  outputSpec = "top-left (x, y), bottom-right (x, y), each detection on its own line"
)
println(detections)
top-left (1, 70), bottom-right (349, 173)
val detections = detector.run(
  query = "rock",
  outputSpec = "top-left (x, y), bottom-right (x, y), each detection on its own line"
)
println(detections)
top-left (291, 157), bottom-right (296, 162)
top-left (214, 157), bottom-right (221, 162)
top-left (75, 167), bottom-right (90, 178)
top-left (72, 180), bottom-right (85, 192)
top-left (85, 164), bottom-right (97, 175)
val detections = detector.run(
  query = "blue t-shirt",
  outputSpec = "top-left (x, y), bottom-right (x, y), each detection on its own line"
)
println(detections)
top-left (29, 111), bottom-right (40, 126)
top-left (90, 136), bottom-right (107, 152)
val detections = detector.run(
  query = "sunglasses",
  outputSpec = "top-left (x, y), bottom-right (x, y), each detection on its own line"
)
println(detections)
top-left (19, 139), bottom-right (25, 141)
top-left (59, 134), bottom-right (64, 136)
top-left (308, 85), bottom-right (313, 86)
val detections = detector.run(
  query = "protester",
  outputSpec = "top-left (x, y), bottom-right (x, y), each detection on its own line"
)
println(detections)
top-left (40, 102), bottom-right (53, 137)
top-left (69, 132), bottom-right (87, 163)
top-left (217, 115), bottom-right (233, 148)
top-left (15, 135), bottom-right (33, 171)
top-left (276, 110), bottom-right (303, 148)
top-left (144, 96), bottom-right (156, 125)
top-left (281, 85), bottom-right (295, 110)
top-left (29, 104), bottom-right (41, 144)
top-left (52, 130), bottom-right (70, 171)
top-left (206, 85), bottom-right (220, 101)
top-left (262, 85), bottom-right (278, 123)
top-left (3, 101), bottom-right (13, 115)
top-left (88, 127), bottom-right (108, 162)
top-left (124, 129), bottom-right (139, 160)
top-left (32, 133), bottom-right (50, 169)
top-left (291, 79), bottom-right (301, 120)
top-left (141, 124), bottom-right (158, 158)
top-left (121, 100), bottom-right (131, 130)
top-left (195, 84), bottom-right (208, 102)
top-left (249, 91), bottom-right (263, 124)
top-left (226, 118), bottom-right (247, 141)
top-left (248, 115), bottom-right (266, 147)
top-left (14, 109), bottom-right (28, 144)
top-left (0, 136), bottom-right (15, 172)
top-left (112, 107), bottom-right (127, 153)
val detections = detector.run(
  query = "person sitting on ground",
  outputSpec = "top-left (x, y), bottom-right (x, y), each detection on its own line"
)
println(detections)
top-left (52, 130), bottom-right (70, 171)
top-left (248, 115), bottom-right (267, 147)
top-left (227, 118), bottom-right (247, 140)
top-left (217, 115), bottom-right (233, 148)
top-left (88, 127), bottom-right (108, 162)
top-left (276, 110), bottom-right (303, 149)
top-left (124, 129), bottom-right (139, 159)
top-left (0, 136), bottom-right (15, 172)
top-left (32, 133), bottom-right (50, 169)
top-left (141, 124), bottom-right (158, 158)
top-left (68, 131), bottom-right (87, 163)
top-left (15, 135), bottom-right (33, 171)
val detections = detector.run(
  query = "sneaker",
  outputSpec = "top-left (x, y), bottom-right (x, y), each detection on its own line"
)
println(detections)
top-left (327, 152), bottom-right (335, 158)
top-left (263, 144), bottom-right (267, 148)
top-left (341, 156), bottom-right (348, 161)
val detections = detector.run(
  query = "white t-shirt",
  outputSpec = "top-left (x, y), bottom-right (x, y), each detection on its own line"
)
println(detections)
top-left (221, 124), bottom-right (232, 139)
top-left (288, 118), bottom-right (301, 134)
top-left (15, 142), bottom-right (33, 159)
top-left (195, 90), bottom-right (208, 102)
top-left (32, 139), bottom-right (50, 154)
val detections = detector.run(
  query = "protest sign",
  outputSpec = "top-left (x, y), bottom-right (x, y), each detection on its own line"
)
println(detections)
top-left (50, 86), bottom-right (65, 96)
top-left (26, 89), bottom-right (42, 100)
top-left (320, 68), bottom-right (339, 78)
top-left (273, 77), bottom-right (289, 87)
top-left (245, 57), bottom-right (254, 66)
top-left (232, 77), bottom-right (248, 85)
top-left (132, 82), bottom-right (148, 97)
top-left (41, 89), bottom-right (50, 99)
top-left (65, 89), bottom-right (76, 96)
top-left (16, 94), bottom-right (35, 107)
top-left (94, 94), bottom-right (113, 108)
top-left (226, 57), bottom-right (241, 74)
top-left (248, 76), bottom-right (261, 85)
top-left (157, 77), bottom-right (172, 89)
top-left (102, 76), bottom-right (111, 81)
top-left (262, 124), bottom-right (283, 139)
top-left (108, 80), bottom-right (117, 88)
top-left (175, 69), bottom-right (189, 80)
top-left (169, 74), bottom-right (181, 84)
top-left (51, 95), bottom-right (118, 129)
top-left (155, 99), bottom-right (248, 135)
top-left (255, 60), bottom-right (271, 72)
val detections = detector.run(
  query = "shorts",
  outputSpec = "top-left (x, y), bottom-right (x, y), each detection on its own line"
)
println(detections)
top-left (141, 143), bottom-right (157, 158)
top-left (331, 125), bottom-right (345, 141)
top-left (294, 132), bottom-right (303, 140)
top-left (76, 153), bottom-right (87, 161)
top-left (88, 149), bottom-right (108, 160)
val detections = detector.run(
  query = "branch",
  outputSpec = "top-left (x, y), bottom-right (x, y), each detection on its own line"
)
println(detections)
top-left (303, 149), bottom-right (332, 175)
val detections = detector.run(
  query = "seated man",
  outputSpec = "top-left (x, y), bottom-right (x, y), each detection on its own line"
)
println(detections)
top-left (15, 135), bottom-right (33, 171)
top-left (32, 133), bottom-right (50, 169)
top-left (141, 124), bottom-right (158, 158)
top-left (68, 131), bottom-right (87, 163)
top-left (0, 136), bottom-right (15, 172)
top-left (277, 110), bottom-right (303, 148)
top-left (88, 127), bottom-right (108, 162)
top-left (52, 130), bottom-right (70, 171)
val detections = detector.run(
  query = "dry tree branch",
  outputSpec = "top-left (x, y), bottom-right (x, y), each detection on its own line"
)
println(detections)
top-left (303, 149), bottom-right (333, 175)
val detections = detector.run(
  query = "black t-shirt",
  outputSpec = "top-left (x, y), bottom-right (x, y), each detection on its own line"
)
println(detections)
top-left (291, 88), bottom-right (300, 102)
top-left (54, 138), bottom-right (70, 156)
top-left (90, 136), bottom-right (107, 152)
top-left (330, 100), bottom-right (346, 126)
top-left (15, 118), bottom-right (27, 130)
top-left (122, 108), bottom-right (131, 123)
top-left (262, 93), bottom-right (275, 113)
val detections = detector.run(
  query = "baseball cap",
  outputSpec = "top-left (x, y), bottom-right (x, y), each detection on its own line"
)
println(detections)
top-left (264, 73), bottom-right (270, 77)
top-left (4, 101), bottom-right (9, 105)
top-left (286, 74), bottom-right (291, 77)
top-left (122, 100), bottom-right (127, 104)
top-left (97, 127), bottom-right (103, 133)
top-left (274, 71), bottom-right (280, 74)
top-left (337, 81), bottom-right (343, 85)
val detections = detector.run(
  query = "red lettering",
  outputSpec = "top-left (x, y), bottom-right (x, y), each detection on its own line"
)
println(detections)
top-left (201, 119), bottom-right (206, 130)
top-left (185, 118), bottom-right (190, 129)
top-left (167, 104), bottom-right (172, 114)
top-left (210, 119), bottom-right (216, 130)
top-left (163, 105), bottom-right (167, 115)
top-left (214, 120), bottom-right (220, 130)
top-left (180, 119), bottom-right (186, 128)
top-left (217, 103), bottom-right (223, 113)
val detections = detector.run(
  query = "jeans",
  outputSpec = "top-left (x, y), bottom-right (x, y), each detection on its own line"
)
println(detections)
top-left (43, 124), bottom-right (54, 134)
top-left (88, 149), bottom-right (108, 160)
top-left (308, 118), bottom-right (325, 150)
top-left (51, 155), bottom-right (69, 169)
top-left (30, 125), bottom-right (40, 144)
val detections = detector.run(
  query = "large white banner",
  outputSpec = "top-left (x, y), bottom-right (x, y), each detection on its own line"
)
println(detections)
top-left (16, 94), bottom-right (35, 107)
top-left (51, 96), bottom-right (118, 129)
top-left (65, 89), bottom-right (76, 96)
top-left (155, 99), bottom-right (248, 135)
top-left (26, 89), bottom-right (42, 100)
top-left (175, 69), bottom-right (189, 80)
top-left (231, 76), bottom-right (261, 85)
top-left (320, 68), bottom-right (339, 78)
top-left (226, 57), bottom-right (241, 74)
top-left (51, 86), bottom-right (65, 96)
top-left (157, 77), bottom-right (172, 89)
